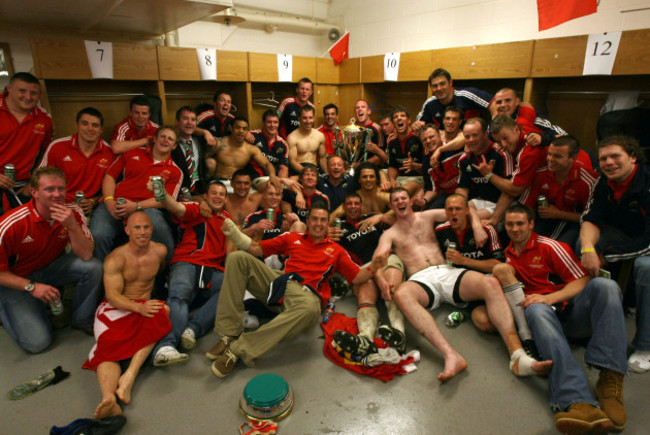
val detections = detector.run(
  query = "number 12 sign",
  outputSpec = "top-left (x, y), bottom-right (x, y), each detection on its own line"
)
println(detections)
top-left (583, 32), bottom-right (622, 76)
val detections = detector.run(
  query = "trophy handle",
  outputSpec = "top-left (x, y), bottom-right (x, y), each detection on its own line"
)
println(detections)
top-left (335, 126), bottom-right (342, 157)
top-left (361, 128), bottom-right (372, 162)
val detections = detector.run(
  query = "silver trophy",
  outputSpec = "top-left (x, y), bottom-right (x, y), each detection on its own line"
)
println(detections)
top-left (335, 118), bottom-right (370, 175)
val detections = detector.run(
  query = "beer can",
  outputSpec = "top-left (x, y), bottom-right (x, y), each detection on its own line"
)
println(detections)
top-left (4, 164), bottom-right (15, 181)
top-left (116, 197), bottom-right (127, 206)
top-left (446, 242), bottom-right (456, 266)
top-left (152, 176), bottom-right (166, 202)
top-left (266, 208), bottom-right (275, 222)
top-left (445, 311), bottom-right (465, 328)
top-left (181, 187), bottom-right (192, 201)
top-left (537, 195), bottom-right (549, 207)
top-left (50, 298), bottom-right (64, 317)
top-left (75, 191), bottom-right (85, 206)
top-left (333, 218), bottom-right (342, 229)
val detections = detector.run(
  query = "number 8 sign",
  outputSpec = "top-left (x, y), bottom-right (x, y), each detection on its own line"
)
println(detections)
top-left (583, 32), bottom-right (622, 76)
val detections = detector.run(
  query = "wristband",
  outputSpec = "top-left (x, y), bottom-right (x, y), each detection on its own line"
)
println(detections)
top-left (485, 172), bottom-right (493, 181)
top-left (89, 198), bottom-right (96, 206)
top-left (581, 248), bottom-right (596, 254)
top-left (366, 265), bottom-right (375, 276)
top-left (104, 196), bottom-right (114, 202)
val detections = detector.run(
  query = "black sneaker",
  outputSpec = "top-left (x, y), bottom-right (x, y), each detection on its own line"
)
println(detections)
top-left (378, 325), bottom-right (406, 354)
top-left (522, 339), bottom-right (541, 361)
top-left (333, 330), bottom-right (377, 357)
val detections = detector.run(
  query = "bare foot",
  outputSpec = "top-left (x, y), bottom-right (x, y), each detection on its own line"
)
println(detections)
top-left (437, 351), bottom-right (468, 383)
top-left (95, 395), bottom-right (122, 419)
top-left (510, 349), bottom-right (553, 376)
top-left (116, 371), bottom-right (135, 404)
top-left (532, 359), bottom-right (553, 374)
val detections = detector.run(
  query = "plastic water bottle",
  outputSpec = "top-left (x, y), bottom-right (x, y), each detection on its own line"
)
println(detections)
top-left (322, 300), bottom-right (336, 323)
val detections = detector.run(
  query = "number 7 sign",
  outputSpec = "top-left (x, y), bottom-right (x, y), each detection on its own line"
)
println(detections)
top-left (583, 32), bottom-right (622, 76)
top-left (84, 40), bottom-right (113, 79)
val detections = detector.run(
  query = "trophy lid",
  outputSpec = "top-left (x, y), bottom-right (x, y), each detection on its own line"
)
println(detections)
top-left (343, 118), bottom-right (364, 133)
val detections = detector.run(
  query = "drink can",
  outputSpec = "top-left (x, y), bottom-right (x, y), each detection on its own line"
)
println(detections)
top-left (75, 191), bottom-right (85, 206)
top-left (4, 164), bottom-right (15, 181)
top-left (446, 242), bottom-right (456, 266)
top-left (266, 208), bottom-right (275, 222)
top-left (50, 298), bottom-right (64, 316)
top-left (181, 187), bottom-right (192, 201)
top-left (152, 176), bottom-right (166, 202)
top-left (445, 311), bottom-right (465, 328)
top-left (116, 197), bottom-right (127, 206)
top-left (333, 218), bottom-right (342, 229)
top-left (537, 195), bottom-right (549, 208)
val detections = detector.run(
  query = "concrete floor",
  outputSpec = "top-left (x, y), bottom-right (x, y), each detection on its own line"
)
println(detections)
top-left (1, 297), bottom-right (649, 435)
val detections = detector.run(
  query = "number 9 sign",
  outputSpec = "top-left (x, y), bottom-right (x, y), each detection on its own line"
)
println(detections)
top-left (277, 54), bottom-right (293, 82)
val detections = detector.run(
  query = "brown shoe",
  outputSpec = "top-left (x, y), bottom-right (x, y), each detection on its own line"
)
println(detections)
top-left (211, 349), bottom-right (239, 378)
top-left (596, 369), bottom-right (626, 431)
top-left (205, 335), bottom-right (235, 361)
top-left (554, 403), bottom-right (614, 434)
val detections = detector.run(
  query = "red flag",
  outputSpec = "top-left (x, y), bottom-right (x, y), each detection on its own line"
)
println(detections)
top-left (329, 32), bottom-right (350, 65)
top-left (537, 0), bottom-right (598, 31)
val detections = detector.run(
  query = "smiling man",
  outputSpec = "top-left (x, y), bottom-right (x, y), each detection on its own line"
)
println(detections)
top-left (287, 105), bottom-right (327, 174)
top-left (90, 126), bottom-right (183, 262)
top-left (40, 107), bottom-right (116, 214)
top-left (111, 96), bottom-right (159, 154)
top-left (207, 116), bottom-right (280, 191)
top-left (580, 135), bottom-right (650, 375)
top-left (195, 90), bottom-right (235, 146)
top-left (373, 188), bottom-right (550, 383)
top-left (354, 99), bottom-right (386, 167)
top-left (151, 179), bottom-right (233, 366)
top-left (207, 203), bottom-right (385, 378)
top-left (0, 72), bottom-right (53, 211)
top-left (383, 106), bottom-right (424, 197)
top-left (0, 167), bottom-right (102, 353)
top-left (278, 77), bottom-right (314, 139)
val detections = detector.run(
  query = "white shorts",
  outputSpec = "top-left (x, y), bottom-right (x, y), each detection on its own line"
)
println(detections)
top-left (396, 175), bottom-right (424, 187)
top-left (469, 198), bottom-right (496, 215)
top-left (408, 265), bottom-right (469, 311)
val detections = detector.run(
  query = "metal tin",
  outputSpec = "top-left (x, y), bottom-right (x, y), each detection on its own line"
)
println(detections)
top-left (4, 164), bottom-right (15, 181)
top-left (75, 191), bottom-right (85, 206)
top-left (266, 208), bottom-right (275, 222)
top-left (116, 197), bottom-right (127, 206)
top-left (333, 218), bottom-right (342, 229)
top-left (180, 187), bottom-right (192, 201)
top-left (446, 242), bottom-right (456, 266)
top-left (537, 195), bottom-right (549, 208)
top-left (50, 299), bottom-right (64, 316)
top-left (239, 374), bottom-right (294, 421)
top-left (152, 176), bottom-right (166, 202)
top-left (445, 311), bottom-right (465, 328)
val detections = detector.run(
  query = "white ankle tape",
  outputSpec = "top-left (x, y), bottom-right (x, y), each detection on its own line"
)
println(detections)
top-left (510, 348), bottom-right (536, 377)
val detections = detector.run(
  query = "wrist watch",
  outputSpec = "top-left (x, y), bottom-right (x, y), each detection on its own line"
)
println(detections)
top-left (136, 202), bottom-right (143, 212)
top-left (24, 281), bottom-right (35, 292)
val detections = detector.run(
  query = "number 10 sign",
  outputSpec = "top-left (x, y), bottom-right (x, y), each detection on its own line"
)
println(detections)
top-left (583, 32), bottom-right (622, 76)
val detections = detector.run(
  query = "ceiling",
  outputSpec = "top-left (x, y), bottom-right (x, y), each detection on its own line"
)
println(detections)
top-left (0, 0), bottom-right (233, 38)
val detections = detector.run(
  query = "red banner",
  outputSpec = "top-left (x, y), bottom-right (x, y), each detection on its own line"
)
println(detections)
top-left (537, 0), bottom-right (598, 31)
top-left (329, 32), bottom-right (350, 65)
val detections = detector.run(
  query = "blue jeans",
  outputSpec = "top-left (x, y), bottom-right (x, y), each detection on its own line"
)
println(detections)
top-left (0, 253), bottom-right (103, 353)
top-left (90, 203), bottom-right (175, 263)
top-left (581, 225), bottom-right (650, 351)
top-left (633, 255), bottom-right (650, 351)
top-left (154, 262), bottom-right (224, 353)
top-left (525, 277), bottom-right (627, 410)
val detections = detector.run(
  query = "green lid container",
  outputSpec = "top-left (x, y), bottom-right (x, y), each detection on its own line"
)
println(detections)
top-left (239, 373), bottom-right (294, 421)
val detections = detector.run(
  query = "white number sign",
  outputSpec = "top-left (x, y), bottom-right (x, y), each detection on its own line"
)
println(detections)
top-left (384, 52), bottom-right (400, 82)
top-left (277, 54), bottom-right (293, 82)
top-left (196, 48), bottom-right (217, 80)
top-left (583, 32), bottom-right (622, 76)
top-left (84, 41), bottom-right (113, 79)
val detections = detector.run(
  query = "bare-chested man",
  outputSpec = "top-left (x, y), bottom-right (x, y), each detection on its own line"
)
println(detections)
top-left (206, 116), bottom-right (279, 188)
top-left (287, 105), bottom-right (327, 174)
top-left (223, 170), bottom-right (261, 227)
top-left (373, 188), bottom-right (552, 383)
top-left (84, 212), bottom-right (170, 419)
top-left (330, 162), bottom-right (389, 223)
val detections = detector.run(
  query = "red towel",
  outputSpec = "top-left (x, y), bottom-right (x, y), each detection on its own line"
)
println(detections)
top-left (83, 299), bottom-right (171, 371)
top-left (321, 312), bottom-right (414, 382)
